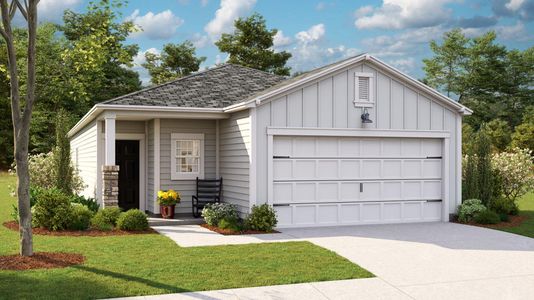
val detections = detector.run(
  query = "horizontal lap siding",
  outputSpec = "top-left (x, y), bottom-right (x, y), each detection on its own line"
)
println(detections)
top-left (256, 62), bottom-right (461, 213)
top-left (116, 121), bottom-right (146, 134)
top-left (220, 110), bottom-right (250, 214)
top-left (70, 120), bottom-right (98, 200)
top-left (158, 119), bottom-right (216, 214)
top-left (147, 120), bottom-right (155, 213)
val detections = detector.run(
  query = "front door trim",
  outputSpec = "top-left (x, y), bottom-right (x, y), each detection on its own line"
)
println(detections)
top-left (116, 133), bottom-right (146, 212)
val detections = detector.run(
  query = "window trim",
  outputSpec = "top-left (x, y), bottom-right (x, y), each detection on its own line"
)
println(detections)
top-left (354, 72), bottom-right (375, 108)
top-left (171, 133), bottom-right (205, 180)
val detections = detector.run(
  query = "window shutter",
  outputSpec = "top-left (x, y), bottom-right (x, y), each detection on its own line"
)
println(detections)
top-left (354, 72), bottom-right (374, 107)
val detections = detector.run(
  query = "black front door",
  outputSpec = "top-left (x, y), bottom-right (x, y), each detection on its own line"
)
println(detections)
top-left (116, 140), bottom-right (140, 211)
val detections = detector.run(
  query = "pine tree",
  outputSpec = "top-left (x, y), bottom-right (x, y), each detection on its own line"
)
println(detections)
top-left (476, 126), bottom-right (494, 206)
top-left (53, 109), bottom-right (74, 194)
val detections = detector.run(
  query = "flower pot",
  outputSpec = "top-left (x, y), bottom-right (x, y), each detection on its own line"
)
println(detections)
top-left (160, 205), bottom-right (176, 219)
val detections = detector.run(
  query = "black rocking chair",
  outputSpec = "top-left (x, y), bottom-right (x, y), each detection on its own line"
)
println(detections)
top-left (192, 177), bottom-right (222, 218)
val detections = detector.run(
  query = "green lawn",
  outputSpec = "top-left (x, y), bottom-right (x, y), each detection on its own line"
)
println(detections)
top-left (498, 192), bottom-right (534, 238)
top-left (0, 173), bottom-right (372, 300)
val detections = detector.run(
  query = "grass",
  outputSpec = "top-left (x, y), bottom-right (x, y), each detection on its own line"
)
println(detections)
top-left (497, 192), bottom-right (534, 238)
top-left (0, 172), bottom-right (373, 300)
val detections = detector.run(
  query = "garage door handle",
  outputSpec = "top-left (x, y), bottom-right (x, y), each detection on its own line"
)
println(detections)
top-left (360, 183), bottom-right (363, 193)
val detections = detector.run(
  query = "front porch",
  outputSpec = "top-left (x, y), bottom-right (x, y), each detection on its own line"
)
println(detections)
top-left (97, 108), bottom-right (229, 215)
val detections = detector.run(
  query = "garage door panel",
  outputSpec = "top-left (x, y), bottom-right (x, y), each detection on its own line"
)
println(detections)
top-left (272, 136), bottom-right (444, 227)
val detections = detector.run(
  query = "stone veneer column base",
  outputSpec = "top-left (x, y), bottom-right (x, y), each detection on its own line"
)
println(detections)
top-left (102, 165), bottom-right (120, 208)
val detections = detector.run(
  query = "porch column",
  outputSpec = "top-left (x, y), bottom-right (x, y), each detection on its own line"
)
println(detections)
top-left (102, 113), bottom-right (119, 208)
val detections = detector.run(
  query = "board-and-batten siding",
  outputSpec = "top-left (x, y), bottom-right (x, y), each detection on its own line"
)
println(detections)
top-left (158, 119), bottom-right (216, 214)
top-left (219, 110), bottom-right (250, 215)
top-left (70, 120), bottom-right (99, 201)
top-left (256, 62), bottom-right (461, 214)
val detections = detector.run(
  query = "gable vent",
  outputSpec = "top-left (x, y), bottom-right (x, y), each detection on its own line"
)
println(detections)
top-left (354, 72), bottom-right (374, 107)
top-left (358, 77), bottom-right (370, 101)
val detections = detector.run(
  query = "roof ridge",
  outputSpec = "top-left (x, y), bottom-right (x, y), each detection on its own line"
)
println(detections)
top-left (100, 64), bottom-right (231, 104)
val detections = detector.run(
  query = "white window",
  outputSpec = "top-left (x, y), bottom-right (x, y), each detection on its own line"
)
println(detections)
top-left (171, 133), bottom-right (204, 180)
top-left (354, 72), bottom-right (374, 107)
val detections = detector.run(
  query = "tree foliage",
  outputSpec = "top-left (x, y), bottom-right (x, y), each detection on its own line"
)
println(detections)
top-left (424, 29), bottom-right (534, 136)
top-left (53, 109), bottom-right (73, 194)
top-left (142, 41), bottom-right (206, 85)
top-left (215, 13), bottom-right (291, 76)
top-left (511, 106), bottom-right (534, 150)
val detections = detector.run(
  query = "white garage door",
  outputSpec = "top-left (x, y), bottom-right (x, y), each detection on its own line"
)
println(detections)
top-left (272, 136), bottom-right (444, 227)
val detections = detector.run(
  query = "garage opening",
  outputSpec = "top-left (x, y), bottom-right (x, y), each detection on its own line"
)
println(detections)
top-left (270, 134), bottom-right (447, 228)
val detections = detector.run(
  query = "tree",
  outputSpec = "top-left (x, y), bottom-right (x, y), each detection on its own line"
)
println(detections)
top-left (484, 119), bottom-right (511, 152)
top-left (476, 127), bottom-right (494, 206)
top-left (215, 13), bottom-right (291, 76)
top-left (142, 41), bottom-right (206, 85)
top-left (0, 0), bottom-right (39, 256)
top-left (53, 109), bottom-right (73, 194)
top-left (423, 29), bottom-right (468, 97)
top-left (511, 106), bottom-right (534, 150)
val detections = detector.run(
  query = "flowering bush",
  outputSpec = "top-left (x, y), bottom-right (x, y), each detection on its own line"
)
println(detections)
top-left (10, 152), bottom-right (85, 194)
top-left (157, 189), bottom-right (180, 206)
top-left (201, 203), bottom-right (238, 226)
top-left (492, 148), bottom-right (534, 202)
top-left (458, 199), bottom-right (486, 223)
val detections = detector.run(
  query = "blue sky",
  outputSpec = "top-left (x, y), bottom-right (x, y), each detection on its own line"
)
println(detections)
top-left (38, 0), bottom-right (534, 84)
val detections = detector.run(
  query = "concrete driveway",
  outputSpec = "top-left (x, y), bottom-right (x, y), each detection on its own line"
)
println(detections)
top-left (154, 222), bottom-right (534, 299)
top-left (282, 222), bottom-right (534, 299)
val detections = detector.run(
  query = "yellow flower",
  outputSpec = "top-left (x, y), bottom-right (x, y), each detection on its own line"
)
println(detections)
top-left (157, 190), bottom-right (165, 198)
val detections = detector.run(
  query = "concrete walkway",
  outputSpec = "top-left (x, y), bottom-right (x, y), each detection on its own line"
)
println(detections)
top-left (149, 222), bottom-right (534, 299)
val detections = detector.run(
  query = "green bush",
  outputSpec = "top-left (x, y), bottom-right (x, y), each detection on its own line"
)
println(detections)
top-left (490, 197), bottom-right (519, 216)
top-left (458, 199), bottom-right (486, 223)
top-left (218, 217), bottom-right (240, 231)
top-left (91, 207), bottom-right (122, 231)
top-left (499, 213), bottom-right (510, 222)
top-left (32, 188), bottom-right (73, 230)
top-left (201, 203), bottom-right (239, 226)
top-left (70, 194), bottom-right (99, 213)
top-left (69, 204), bottom-right (94, 230)
top-left (474, 209), bottom-right (500, 225)
top-left (116, 209), bottom-right (149, 231)
top-left (245, 204), bottom-right (277, 232)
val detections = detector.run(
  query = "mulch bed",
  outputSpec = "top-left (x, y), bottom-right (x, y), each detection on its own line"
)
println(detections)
top-left (200, 223), bottom-right (279, 235)
top-left (453, 215), bottom-right (529, 229)
top-left (3, 221), bottom-right (157, 237)
top-left (0, 252), bottom-right (85, 270)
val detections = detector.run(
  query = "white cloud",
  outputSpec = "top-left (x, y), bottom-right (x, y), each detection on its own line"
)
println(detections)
top-left (286, 24), bottom-right (359, 72)
top-left (128, 9), bottom-right (184, 40)
top-left (315, 2), bottom-right (334, 11)
top-left (295, 23), bottom-right (325, 43)
top-left (506, 0), bottom-right (525, 11)
top-left (354, 0), bottom-right (455, 30)
top-left (462, 21), bottom-right (530, 41)
top-left (39, 0), bottom-right (81, 22)
top-left (204, 0), bottom-right (256, 39)
top-left (388, 57), bottom-right (415, 72)
top-left (273, 30), bottom-right (293, 48)
top-left (191, 33), bottom-right (210, 48)
top-left (201, 0), bottom-right (210, 7)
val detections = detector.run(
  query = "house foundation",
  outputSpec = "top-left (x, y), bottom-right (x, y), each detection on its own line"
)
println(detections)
top-left (102, 165), bottom-right (119, 208)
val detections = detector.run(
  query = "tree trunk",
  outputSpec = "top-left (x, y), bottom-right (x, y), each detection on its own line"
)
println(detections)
top-left (15, 127), bottom-right (33, 256)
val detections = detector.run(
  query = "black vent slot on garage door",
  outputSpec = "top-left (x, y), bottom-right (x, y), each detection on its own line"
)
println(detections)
top-left (273, 156), bottom-right (290, 159)
top-left (426, 156), bottom-right (442, 159)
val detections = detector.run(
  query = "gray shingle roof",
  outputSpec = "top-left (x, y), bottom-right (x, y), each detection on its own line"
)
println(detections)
top-left (101, 64), bottom-right (285, 108)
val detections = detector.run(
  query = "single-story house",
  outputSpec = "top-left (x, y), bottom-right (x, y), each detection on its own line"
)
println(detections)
top-left (68, 54), bottom-right (472, 228)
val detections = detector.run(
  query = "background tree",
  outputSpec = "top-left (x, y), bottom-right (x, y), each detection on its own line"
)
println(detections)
top-left (484, 119), bottom-right (512, 152)
top-left (511, 106), bottom-right (534, 150)
top-left (0, 0), bottom-right (39, 256)
top-left (142, 41), bottom-right (206, 85)
top-left (423, 29), bottom-right (468, 97)
top-left (216, 13), bottom-right (292, 76)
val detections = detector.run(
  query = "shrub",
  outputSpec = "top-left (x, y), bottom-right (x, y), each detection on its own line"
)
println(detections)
top-left (70, 194), bottom-right (99, 213)
top-left (11, 186), bottom-right (39, 222)
top-left (201, 203), bottom-right (239, 226)
top-left (492, 148), bottom-right (534, 202)
top-left (116, 209), bottom-right (149, 231)
top-left (218, 217), bottom-right (240, 231)
top-left (69, 204), bottom-right (94, 230)
top-left (11, 151), bottom-right (85, 194)
top-left (499, 213), bottom-right (510, 223)
top-left (474, 209), bottom-right (500, 225)
top-left (32, 188), bottom-right (73, 230)
top-left (91, 207), bottom-right (122, 230)
top-left (476, 127), bottom-right (494, 206)
top-left (54, 109), bottom-right (75, 194)
top-left (245, 204), bottom-right (277, 232)
top-left (490, 197), bottom-right (519, 216)
top-left (458, 199), bottom-right (486, 223)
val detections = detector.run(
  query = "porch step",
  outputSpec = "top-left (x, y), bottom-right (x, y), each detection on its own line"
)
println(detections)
top-left (148, 216), bottom-right (204, 227)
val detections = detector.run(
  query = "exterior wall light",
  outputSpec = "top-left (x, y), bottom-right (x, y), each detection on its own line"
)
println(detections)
top-left (361, 108), bottom-right (373, 124)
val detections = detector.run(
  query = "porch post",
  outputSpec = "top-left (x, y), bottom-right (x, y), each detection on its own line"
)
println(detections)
top-left (102, 113), bottom-right (119, 208)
